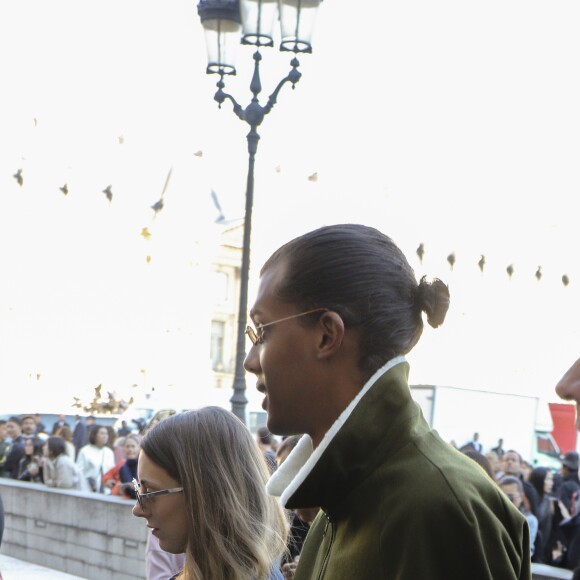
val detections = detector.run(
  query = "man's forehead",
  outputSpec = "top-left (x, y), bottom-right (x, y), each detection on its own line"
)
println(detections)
top-left (252, 264), bottom-right (290, 316)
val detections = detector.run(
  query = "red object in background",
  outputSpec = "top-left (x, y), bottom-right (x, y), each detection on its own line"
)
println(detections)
top-left (549, 403), bottom-right (578, 454)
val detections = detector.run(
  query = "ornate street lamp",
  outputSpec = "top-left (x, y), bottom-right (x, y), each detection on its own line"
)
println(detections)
top-left (197, 0), bottom-right (322, 423)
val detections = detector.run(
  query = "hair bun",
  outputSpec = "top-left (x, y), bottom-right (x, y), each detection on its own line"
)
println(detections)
top-left (416, 276), bottom-right (450, 328)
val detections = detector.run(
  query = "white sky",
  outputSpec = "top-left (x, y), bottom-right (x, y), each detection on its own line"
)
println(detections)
top-left (0, 1), bottom-right (579, 417)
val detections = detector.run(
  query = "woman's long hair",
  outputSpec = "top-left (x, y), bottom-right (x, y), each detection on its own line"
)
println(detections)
top-left (141, 407), bottom-right (288, 580)
top-left (529, 466), bottom-right (549, 499)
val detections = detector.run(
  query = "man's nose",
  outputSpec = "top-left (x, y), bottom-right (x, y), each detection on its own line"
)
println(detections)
top-left (244, 344), bottom-right (260, 375)
top-left (556, 358), bottom-right (580, 401)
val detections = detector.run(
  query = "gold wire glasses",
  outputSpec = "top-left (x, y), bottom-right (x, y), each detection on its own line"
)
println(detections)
top-left (245, 308), bottom-right (329, 346)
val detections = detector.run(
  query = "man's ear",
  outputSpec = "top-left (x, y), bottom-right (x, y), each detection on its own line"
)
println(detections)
top-left (316, 311), bottom-right (345, 359)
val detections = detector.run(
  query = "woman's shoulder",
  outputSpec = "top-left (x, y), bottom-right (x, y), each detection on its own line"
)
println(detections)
top-left (268, 565), bottom-right (284, 580)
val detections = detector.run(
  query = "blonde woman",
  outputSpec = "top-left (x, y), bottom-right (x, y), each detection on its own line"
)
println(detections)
top-left (132, 407), bottom-right (287, 580)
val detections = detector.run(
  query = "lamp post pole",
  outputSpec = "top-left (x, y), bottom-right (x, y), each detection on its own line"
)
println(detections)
top-left (214, 52), bottom-right (302, 423)
top-left (197, 0), bottom-right (320, 423)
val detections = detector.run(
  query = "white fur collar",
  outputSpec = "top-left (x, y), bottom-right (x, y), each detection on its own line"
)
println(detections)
top-left (266, 355), bottom-right (407, 507)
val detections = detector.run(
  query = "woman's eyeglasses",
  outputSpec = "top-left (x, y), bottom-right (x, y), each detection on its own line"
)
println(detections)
top-left (245, 308), bottom-right (329, 346)
top-left (132, 478), bottom-right (184, 510)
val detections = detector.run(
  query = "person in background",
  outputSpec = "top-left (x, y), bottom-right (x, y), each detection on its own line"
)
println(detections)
top-left (0, 421), bottom-right (10, 477)
top-left (555, 357), bottom-right (580, 574)
top-left (55, 425), bottom-right (76, 459)
top-left (468, 432), bottom-right (483, 453)
top-left (0, 490), bottom-right (4, 546)
top-left (117, 420), bottom-right (131, 438)
top-left (500, 476), bottom-right (538, 557)
top-left (492, 438), bottom-right (506, 458)
top-left (485, 450), bottom-right (502, 480)
top-left (72, 415), bottom-right (87, 459)
top-left (51, 414), bottom-right (70, 435)
top-left (105, 425), bottom-right (118, 451)
top-left (17, 437), bottom-right (44, 483)
top-left (558, 452), bottom-right (580, 516)
top-left (113, 436), bottom-right (127, 464)
top-left (528, 466), bottom-right (555, 563)
top-left (555, 358), bottom-right (580, 419)
top-left (132, 407), bottom-right (288, 580)
top-left (461, 449), bottom-right (495, 481)
top-left (244, 224), bottom-right (530, 580)
top-left (42, 435), bottom-right (82, 490)
top-left (33, 413), bottom-right (47, 435)
top-left (501, 449), bottom-right (540, 516)
top-left (103, 434), bottom-right (141, 498)
top-left (0, 490), bottom-right (3, 580)
top-left (3, 417), bottom-right (26, 479)
top-left (76, 425), bottom-right (115, 493)
top-left (20, 415), bottom-right (44, 444)
top-left (256, 426), bottom-right (278, 474)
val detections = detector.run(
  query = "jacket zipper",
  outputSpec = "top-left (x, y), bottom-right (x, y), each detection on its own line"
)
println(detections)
top-left (317, 514), bottom-right (336, 580)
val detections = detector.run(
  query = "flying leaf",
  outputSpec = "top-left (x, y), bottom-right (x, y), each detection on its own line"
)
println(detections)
top-left (13, 169), bottom-right (23, 186)
top-left (416, 243), bottom-right (425, 264)
top-left (151, 199), bottom-right (164, 213)
top-left (478, 255), bottom-right (486, 273)
top-left (447, 253), bottom-right (456, 270)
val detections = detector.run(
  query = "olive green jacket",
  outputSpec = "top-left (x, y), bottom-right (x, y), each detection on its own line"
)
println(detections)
top-left (268, 357), bottom-right (531, 580)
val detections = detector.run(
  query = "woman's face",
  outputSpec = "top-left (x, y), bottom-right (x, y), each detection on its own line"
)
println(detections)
top-left (544, 470), bottom-right (554, 494)
top-left (95, 428), bottom-right (109, 447)
top-left (133, 450), bottom-right (188, 554)
top-left (124, 438), bottom-right (140, 460)
top-left (24, 439), bottom-right (34, 454)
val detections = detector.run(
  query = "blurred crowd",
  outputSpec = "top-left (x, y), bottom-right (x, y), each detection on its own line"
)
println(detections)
top-left (5, 412), bottom-right (580, 577)
top-left (454, 432), bottom-right (580, 572)
top-left (0, 413), bottom-right (139, 499)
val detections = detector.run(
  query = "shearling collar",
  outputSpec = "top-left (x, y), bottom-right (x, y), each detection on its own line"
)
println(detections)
top-left (267, 355), bottom-right (427, 511)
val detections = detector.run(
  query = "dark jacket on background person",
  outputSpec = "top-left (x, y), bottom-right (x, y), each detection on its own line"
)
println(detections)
top-left (559, 473), bottom-right (580, 515)
top-left (268, 358), bottom-right (531, 580)
top-left (0, 491), bottom-right (4, 547)
top-left (72, 419), bottom-right (87, 458)
top-left (2, 436), bottom-right (25, 479)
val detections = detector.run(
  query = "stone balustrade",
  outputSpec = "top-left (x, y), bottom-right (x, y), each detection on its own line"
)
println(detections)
top-left (0, 478), bottom-right (147, 579)
top-left (0, 478), bottom-right (575, 580)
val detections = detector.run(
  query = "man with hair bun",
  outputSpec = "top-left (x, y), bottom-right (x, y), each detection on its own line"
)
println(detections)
top-left (244, 223), bottom-right (530, 580)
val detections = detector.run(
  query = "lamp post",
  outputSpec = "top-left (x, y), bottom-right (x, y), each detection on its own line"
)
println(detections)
top-left (197, 0), bottom-right (321, 423)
